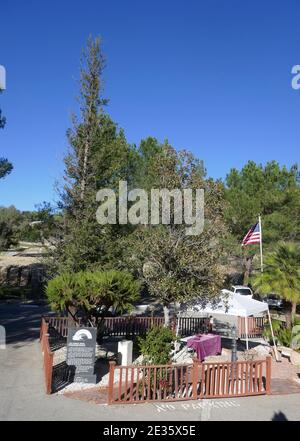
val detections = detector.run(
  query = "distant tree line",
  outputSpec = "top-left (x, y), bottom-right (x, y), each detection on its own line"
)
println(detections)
top-left (0, 203), bottom-right (61, 250)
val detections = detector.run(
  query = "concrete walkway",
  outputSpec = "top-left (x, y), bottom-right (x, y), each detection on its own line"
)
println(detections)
top-left (1, 302), bottom-right (300, 421)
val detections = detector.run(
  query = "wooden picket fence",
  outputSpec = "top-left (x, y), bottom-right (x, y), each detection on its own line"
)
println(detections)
top-left (46, 316), bottom-right (72, 338)
top-left (43, 315), bottom-right (166, 339)
top-left (101, 316), bottom-right (165, 337)
top-left (40, 315), bottom-right (267, 399)
top-left (107, 357), bottom-right (271, 404)
top-left (238, 316), bottom-right (264, 339)
top-left (43, 315), bottom-right (265, 340)
top-left (40, 317), bottom-right (54, 394)
top-left (176, 317), bottom-right (209, 337)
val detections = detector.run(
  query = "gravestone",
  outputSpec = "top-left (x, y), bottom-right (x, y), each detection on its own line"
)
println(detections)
top-left (66, 327), bottom-right (97, 383)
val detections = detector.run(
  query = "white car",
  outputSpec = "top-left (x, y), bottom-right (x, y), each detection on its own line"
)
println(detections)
top-left (231, 285), bottom-right (253, 298)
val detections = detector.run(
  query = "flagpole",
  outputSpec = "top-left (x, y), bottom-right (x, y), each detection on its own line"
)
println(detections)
top-left (259, 214), bottom-right (263, 273)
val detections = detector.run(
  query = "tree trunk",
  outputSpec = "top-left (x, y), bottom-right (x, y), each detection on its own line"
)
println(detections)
top-left (67, 306), bottom-right (78, 325)
top-left (286, 302), bottom-right (297, 329)
top-left (80, 139), bottom-right (90, 201)
top-left (96, 317), bottom-right (106, 345)
top-left (285, 312), bottom-right (292, 329)
top-left (163, 305), bottom-right (170, 327)
top-left (292, 302), bottom-right (297, 319)
top-left (243, 256), bottom-right (253, 285)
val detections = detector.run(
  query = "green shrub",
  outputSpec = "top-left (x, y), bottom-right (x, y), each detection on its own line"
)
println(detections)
top-left (46, 269), bottom-right (140, 322)
top-left (277, 327), bottom-right (292, 347)
top-left (138, 326), bottom-right (176, 365)
top-left (263, 319), bottom-right (282, 345)
top-left (264, 316), bottom-right (300, 348)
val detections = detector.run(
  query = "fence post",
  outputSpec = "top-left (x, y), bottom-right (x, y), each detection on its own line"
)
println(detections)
top-left (265, 356), bottom-right (272, 395)
top-left (41, 332), bottom-right (53, 394)
top-left (39, 318), bottom-right (43, 341)
top-left (46, 348), bottom-right (54, 395)
top-left (192, 358), bottom-right (199, 399)
top-left (41, 332), bottom-right (44, 354)
top-left (108, 361), bottom-right (116, 404)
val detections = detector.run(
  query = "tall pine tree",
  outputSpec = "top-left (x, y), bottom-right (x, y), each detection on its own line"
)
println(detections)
top-left (54, 37), bottom-right (134, 274)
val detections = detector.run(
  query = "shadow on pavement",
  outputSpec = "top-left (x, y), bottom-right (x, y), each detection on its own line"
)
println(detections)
top-left (271, 411), bottom-right (288, 421)
top-left (0, 303), bottom-right (52, 345)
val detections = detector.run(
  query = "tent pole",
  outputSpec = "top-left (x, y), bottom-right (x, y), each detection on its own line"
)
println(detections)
top-left (245, 316), bottom-right (249, 350)
top-left (267, 308), bottom-right (279, 362)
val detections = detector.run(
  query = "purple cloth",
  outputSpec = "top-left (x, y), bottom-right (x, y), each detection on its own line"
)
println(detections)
top-left (187, 334), bottom-right (221, 361)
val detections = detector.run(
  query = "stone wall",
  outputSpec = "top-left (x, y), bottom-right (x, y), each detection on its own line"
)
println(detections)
top-left (0, 249), bottom-right (47, 295)
top-left (0, 263), bottom-right (46, 289)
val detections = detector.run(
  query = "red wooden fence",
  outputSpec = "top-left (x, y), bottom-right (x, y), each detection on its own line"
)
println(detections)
top-left (40, 318), bottom-right (54, 394)
top-left (238, 316), bottom-right (264, 339)
top-left (41, 315), bottom-right (267, 398)
top-left (101, 316), bottom-right (165, 336)
top-left (176, 317), bottom-right (209, 336)
top-left (46, 316), bottom-right (72, 338)
top-left (108, 357), bottom-right (271, 404)
top-left (43, 315), bottom-right (166, 338)
top-left (43, 315), bottom-right (265, 339)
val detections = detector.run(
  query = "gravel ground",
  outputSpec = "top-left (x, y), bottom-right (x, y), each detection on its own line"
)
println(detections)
top-left (54, 339), bottom-right (143, 393)
top-left (271, 356), bottom-right (300, 383)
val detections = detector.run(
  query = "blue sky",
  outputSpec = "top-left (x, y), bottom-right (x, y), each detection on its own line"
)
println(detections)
top-left (1, 0), bottom-right (300, 210)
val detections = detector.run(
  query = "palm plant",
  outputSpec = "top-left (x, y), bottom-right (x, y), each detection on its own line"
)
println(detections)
top-left (263, 317), bottom-right (300, 349)
top-left (46, 270), bottom-right (140, 329)
top-left (291, 324), bottom-right (300, 350)
top-left (251, 243), bottom-right (300, 328)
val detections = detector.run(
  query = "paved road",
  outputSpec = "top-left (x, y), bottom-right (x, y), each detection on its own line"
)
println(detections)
top-left (0, 302), bottom-right (300, 421)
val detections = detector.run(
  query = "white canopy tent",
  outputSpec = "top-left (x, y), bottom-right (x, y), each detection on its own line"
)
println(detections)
top-left (177, 290), bottom-right (279, 360)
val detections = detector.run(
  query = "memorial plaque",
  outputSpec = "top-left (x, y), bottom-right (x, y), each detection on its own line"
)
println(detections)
top-left (66, 327), bottom-right (97, 383)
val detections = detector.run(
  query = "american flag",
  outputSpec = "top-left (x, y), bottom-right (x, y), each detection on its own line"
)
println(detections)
top-left (242, 222), bottom-right (261, 246)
